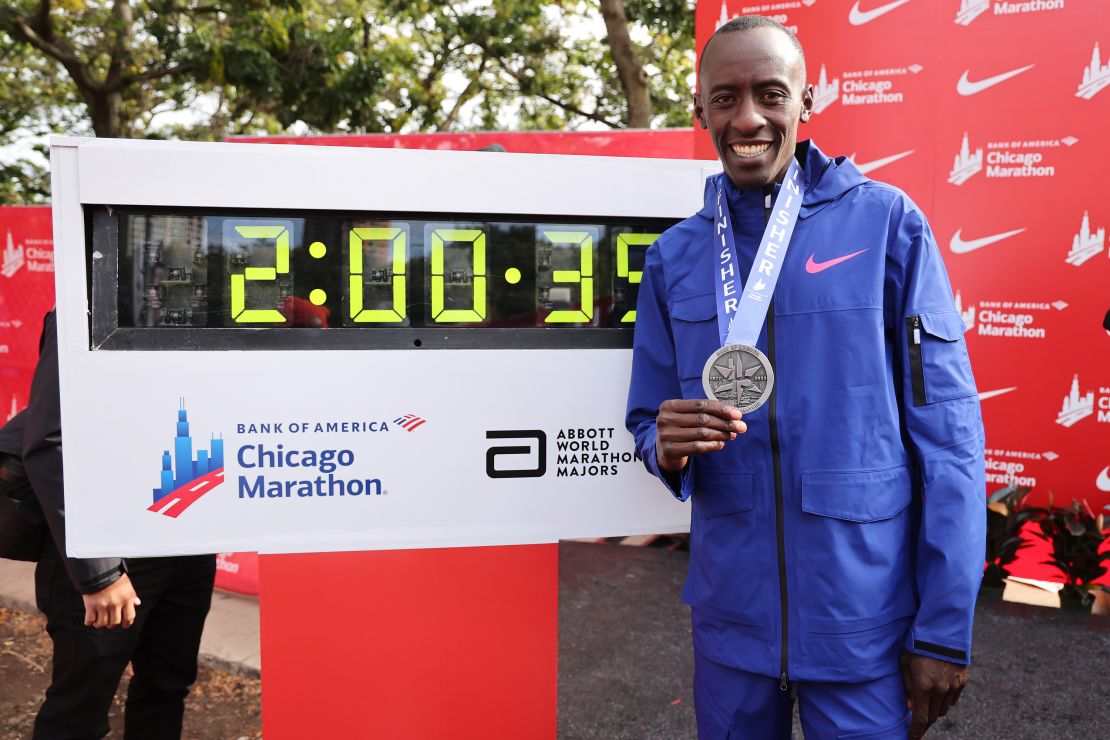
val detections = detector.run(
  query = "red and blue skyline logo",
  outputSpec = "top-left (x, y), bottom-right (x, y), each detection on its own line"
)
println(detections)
top-left (148, 399), bottom-right (224, 518)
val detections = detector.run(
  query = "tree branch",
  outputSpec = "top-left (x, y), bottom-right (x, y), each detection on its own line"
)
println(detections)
top-left (492, 55), bottom-right (619, 127)
top-left (10, 9), bottom-right (102, 94)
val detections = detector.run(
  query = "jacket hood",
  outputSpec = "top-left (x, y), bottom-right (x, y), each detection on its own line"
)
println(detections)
top-left (697, 140), bottom-right (869, 221)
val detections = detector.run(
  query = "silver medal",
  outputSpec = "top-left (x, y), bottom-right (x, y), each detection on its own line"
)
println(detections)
top-left (701, 344), bottom-right (775, 413)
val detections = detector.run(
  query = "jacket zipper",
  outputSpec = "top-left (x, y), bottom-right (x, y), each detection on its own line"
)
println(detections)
top-left (907, 315), bottom-right (926, 406)
top-left (765, 193), bottom-right (790, 691)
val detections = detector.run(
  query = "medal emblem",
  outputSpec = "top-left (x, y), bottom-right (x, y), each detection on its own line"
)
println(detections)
top-left (701, 344), bottom-right (774, 413)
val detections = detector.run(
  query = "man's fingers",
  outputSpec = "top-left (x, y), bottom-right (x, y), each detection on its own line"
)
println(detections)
top-left (928, 690), bottom-right (943, 727)
top-left (93, 607), bottom-right (108, 629)
top-left (908, 699), bottom-right (930, 740)
top-left (108, 603), bottom-right (123, 629)
top-left (937, 690), bottom-right (954, 719)
top-left (660, 398), bottom-right (743, 421)
top-left (122, 600), bottom-right (137, 629)
top-left (949, 684), bottom-right (964, 707)
top-left (83, 605), bottom-right (97, 628)
top-left (661, 440), bottom-right (727, 459)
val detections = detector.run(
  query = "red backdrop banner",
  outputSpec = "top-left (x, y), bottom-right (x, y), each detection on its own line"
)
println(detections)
top-left (695, 1), bottom-right (1110, 522)
top-left (0, 206), bottom-right (55, 422)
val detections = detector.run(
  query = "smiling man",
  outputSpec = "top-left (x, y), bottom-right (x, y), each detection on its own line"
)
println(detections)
top-left (625, 16), bottom-right (986, 740)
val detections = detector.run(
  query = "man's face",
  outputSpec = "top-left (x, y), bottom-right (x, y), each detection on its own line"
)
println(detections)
top-left (695, 28), bottom-right (813, 190)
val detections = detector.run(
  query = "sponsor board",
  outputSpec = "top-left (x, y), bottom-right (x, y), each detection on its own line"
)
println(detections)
top-left (948, 132), bottom-right (1077, 184)
top-left (812, 62), bottom-right (924, 114)
top-left (955, 292), bottom-right (1067, 339)
top-left (985, 447), bottom-right (1055, 489)
top-left (1077, 42), bottom-right (1109, 100)
top-left (1065, 211), bottom-right (1105, 266)
top-left (715, 1), bottom-right (818, 35)
top-left (1, 231), bottom-right (53, 278)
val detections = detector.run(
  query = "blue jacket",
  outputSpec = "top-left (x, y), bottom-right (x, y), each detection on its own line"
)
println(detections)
top-left (626, 141), bottom-right (986, 683)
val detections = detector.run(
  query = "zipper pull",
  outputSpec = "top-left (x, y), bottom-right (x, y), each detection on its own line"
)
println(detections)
top-left (779, 671), bottom-right (789, 692)
top-left (765, 192), bottom-right (773, 209)
top-left (912, 316), bottom-right (921, 345)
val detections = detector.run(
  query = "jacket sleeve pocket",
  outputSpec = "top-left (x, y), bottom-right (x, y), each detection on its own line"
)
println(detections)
top-left (801, 465), bottom-right (912, 522)
top-left (907, 311), bottom-right (976, 407)
top-left (670, 293), bottom-right (718, 381)
top-left (693, 471), bottom-right (754, 519)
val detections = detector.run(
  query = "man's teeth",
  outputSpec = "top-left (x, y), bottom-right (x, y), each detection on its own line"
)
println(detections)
top-left (730, 143), bottom-right (770, 158)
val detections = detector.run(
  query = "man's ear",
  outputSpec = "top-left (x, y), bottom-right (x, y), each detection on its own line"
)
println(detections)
top-left (799, 83), bottom-right (814, 123)
top-left (693, 92), bottom-right (708, 130)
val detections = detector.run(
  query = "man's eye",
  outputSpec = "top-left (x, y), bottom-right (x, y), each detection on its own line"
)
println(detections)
top-left (762, 92), bottom-right (787, 103)
top-left (712, 96), bottom-right (734, 105)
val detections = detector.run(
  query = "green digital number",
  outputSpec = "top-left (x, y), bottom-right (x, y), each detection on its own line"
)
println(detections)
top-left (349, 227), bottom-right (406, 323)
top-left (430, 229), bottom-right (486, 323)
top-left (615, 233), bottom-right (660, 323)
top-left (542, 230), bottom-right (593, 323)
top-left (230, 225), bottom-right (290, 323)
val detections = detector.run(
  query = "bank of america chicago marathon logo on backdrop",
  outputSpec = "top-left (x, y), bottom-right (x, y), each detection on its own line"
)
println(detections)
top-left (715, 1), bottom-right (816, 35)
top-left (148, 400), bottom-right (225, 519)
top-left (947, 132), bottom-right (1077, 185)
top-left (1077, 43), bottom-right (1110, 100)
top-left (954, 291), bottom-right (1067, 339)
top-left (1054, 374), bottom-right (1110, 428)
top-left (810, 63), bottom-right (923, 115)
top-left (985, 447), bottom-right (1059, 489)
top-left (0, 231), bottom-right (52, 278)
top-left (485, 427), bottom-right (641, 479)
top-left (955, 0), bottom-right (1066, 27)
top-left (1066, 212), bottom-right (1106, 266)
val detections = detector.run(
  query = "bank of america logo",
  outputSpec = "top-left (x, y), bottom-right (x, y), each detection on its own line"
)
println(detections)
top-left (1056, 374), bottom-right (1094, 428)
top-left (1065, 212), bottom-right (1105, 266)
top-left (954, 0), bottom-right (989, 25)
top-left (716, 0), bottom-right (815, 28)
top-left (394, 413), bottom-right (428, 432)
top-left (812, 65), bottom-right (839, 114)
top-left (1, 232), bottom-right (24, 278)
top-left (955, 291), bottom-right (975, 330)
top-left (148, 400), bottom-right (224, 518)
top-left (948, 132), bottom-right (982, 186)
top-left (1077, 43), bottom-right (1110, 100)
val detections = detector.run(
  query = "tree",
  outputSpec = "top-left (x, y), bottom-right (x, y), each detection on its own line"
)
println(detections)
top-left (0, 1), bottom-right (696, 204)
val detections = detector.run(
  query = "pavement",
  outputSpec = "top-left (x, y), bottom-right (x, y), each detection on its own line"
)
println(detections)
top-left (3, 544), bottom-right (1110, 738)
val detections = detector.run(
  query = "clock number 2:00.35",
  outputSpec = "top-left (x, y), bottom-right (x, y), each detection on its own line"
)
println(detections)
top-left (227, 224), bottom-right (658, 325)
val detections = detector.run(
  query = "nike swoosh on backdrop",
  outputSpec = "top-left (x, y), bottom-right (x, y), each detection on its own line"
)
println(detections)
top-left (956, 65), bottom-right (1035, 95)
top-left (805, 249), bottom-right (869, 274)
top-left (949, 228), bottom-right (1026, 254)
top-left (978, 387), bottom-right (1018, 401)
top-left (849, 0), bottom-right (913, 25)
top-left (1097, 466), bottom-right (1110, 492)
top-left (850, 150), bottom-right (915, 175)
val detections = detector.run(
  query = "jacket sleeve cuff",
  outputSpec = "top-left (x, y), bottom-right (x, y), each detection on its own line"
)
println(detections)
top-left (905, 630), bottom-right (970, 665)
top-left (642, 439), bottom-right (694, 502)
top-left (75, 561), bottom-right (126, 595)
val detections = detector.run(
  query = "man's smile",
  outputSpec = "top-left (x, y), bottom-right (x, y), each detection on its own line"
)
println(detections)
top-left (730, 142), bottom-right (772, 158)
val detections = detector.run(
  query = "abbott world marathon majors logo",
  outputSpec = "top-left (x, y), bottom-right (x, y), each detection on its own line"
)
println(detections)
top-left (947, 132), bottom-right (1077, 185)
top-left (485, 427), bottom-right (641, 479)
top-left (953, 291), bottom-right (1067, 339)
top-left (811, 62), bottom-right (923, 114)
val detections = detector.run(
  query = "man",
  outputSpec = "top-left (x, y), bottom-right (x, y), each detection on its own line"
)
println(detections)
top-left (625, 16), bottom-right (985, 739)
top-left (17, 310), bottom-right (217, 739)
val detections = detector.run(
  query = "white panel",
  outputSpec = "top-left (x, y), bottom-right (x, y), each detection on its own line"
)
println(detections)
top-left (50, 138), bottom-right (712, 557)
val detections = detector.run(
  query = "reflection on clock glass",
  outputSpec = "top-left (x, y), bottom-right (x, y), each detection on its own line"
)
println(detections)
top-left (114, 210), bottom-right (673, 330)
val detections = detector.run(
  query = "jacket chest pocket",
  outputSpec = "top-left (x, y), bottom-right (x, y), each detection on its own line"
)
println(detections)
top-left (670, 293), bottom-right (719, 388)
top-left (907, 311), bottom-right (976, 406)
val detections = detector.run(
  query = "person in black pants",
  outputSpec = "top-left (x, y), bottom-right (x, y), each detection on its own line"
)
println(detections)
top-left (17, 311), bottom-right (216, 739)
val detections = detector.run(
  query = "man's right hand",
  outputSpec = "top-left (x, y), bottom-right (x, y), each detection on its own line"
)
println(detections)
top-left (655, 399), bottom-right (747, 472)
top-left (81, 573), bottom-right (141, 629)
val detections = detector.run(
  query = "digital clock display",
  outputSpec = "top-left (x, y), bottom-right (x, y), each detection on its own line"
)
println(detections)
top-left (90, 208), bottom-right (678, 350)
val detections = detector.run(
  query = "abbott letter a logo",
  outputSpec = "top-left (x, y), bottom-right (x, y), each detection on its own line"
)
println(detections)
top-left (486, 430), bottom-right (547, 479)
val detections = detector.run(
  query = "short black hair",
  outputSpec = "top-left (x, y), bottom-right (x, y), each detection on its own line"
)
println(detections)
top-left (700, 15), bottom-right (806, 74)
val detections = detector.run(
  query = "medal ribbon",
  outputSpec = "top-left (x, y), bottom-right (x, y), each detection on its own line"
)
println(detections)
top-left (713, 159), bottom-right (804, 347)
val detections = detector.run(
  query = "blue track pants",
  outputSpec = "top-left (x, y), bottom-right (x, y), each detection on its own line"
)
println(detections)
top-left (693, 652), bottom-right (912, 739)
